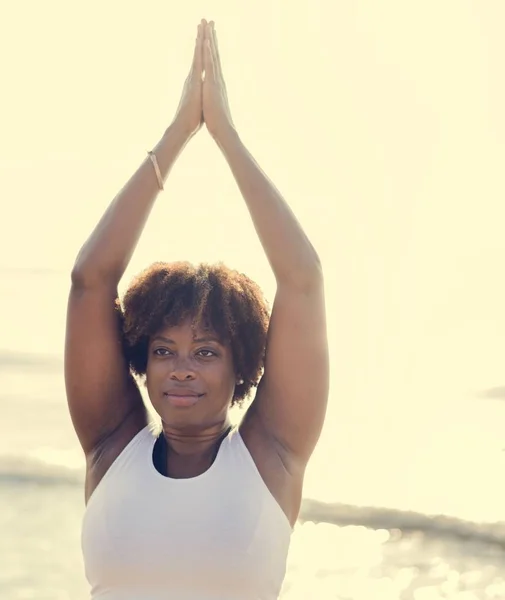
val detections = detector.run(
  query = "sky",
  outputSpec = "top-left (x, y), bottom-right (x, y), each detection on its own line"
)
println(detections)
top-left (2, 1), bottom-right (505, 511)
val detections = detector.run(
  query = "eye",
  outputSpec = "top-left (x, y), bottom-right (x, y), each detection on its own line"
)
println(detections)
top-left (153, 348), bottom-right (172, 356)
top-left (197, 349), bottom-right (217, 358)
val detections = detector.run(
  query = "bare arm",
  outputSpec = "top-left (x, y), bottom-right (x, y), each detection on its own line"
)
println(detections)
top-left (66, 24), bottom-right (205, 455)
top-left (66, 122), bottom-right (191, 455)
top-left (215, 128), bottom-right (323, 290)
top-left (202, 22), bottom-right (329, 465)
top-left (71, 123), bottom-right (190, 286)
top-left (217, 128), bottom-right (329, 464)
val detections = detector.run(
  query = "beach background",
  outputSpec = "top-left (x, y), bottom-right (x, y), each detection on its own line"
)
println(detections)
top-left (2, 1), bottom-right (505, 598)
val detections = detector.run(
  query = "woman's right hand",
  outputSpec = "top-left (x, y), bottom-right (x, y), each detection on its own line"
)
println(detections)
top-left (173, 21), bottom-right (205, 137)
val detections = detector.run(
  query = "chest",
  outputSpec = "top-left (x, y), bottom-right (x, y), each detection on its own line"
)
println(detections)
top-left (82, 468), bottom-right (289, 597)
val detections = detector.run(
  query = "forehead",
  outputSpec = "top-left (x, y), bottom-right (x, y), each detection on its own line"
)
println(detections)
top-left (156, 319), bottom-right (222, 342)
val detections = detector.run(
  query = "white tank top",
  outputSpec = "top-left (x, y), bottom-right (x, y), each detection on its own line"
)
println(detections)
top-left (81, 424), bottom-right (292, 600)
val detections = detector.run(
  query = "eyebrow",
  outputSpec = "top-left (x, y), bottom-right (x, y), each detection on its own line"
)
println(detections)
top-left (151, 335), bottom-right (222, 345)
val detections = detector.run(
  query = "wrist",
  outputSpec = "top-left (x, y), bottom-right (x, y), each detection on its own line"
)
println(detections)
top-left (213, 124), bottom-right (240, 154)
top-left (150, 121), bottom-right (194, 179)
top-left (166, 118), bottom-right (197, 146)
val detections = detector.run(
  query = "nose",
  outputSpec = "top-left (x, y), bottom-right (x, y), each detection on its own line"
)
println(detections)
top-left (170, 370), bottom-right (195, 381)
top-left (169, 356), bottom-right (196, 381)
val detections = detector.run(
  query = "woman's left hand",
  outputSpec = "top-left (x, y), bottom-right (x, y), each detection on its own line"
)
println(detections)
top-left (202, 21), bottom-right (235, 141)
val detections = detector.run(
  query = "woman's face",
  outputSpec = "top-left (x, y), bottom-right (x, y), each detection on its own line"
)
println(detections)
top-left (145, 319), bottom-right (237, 429)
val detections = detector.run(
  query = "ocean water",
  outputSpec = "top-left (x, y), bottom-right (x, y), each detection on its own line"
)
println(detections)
top-left (2, 269), bottom-right (505, 599)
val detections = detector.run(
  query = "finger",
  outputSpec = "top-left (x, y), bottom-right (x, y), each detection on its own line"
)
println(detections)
top-left (203, 29), bottom-right (215, 80)
top-left (211, 24), bottom-right (222, 77)
top-left (208, 22), bottom-right (220, 77)
top-left (192, 23), bottom-right (203, 75)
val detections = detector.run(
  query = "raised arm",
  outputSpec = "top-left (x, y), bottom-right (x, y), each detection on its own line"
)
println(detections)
top-left (202, 23), bottom-right (329, 465)
top-left (66, 24), bottom-right (205, 456)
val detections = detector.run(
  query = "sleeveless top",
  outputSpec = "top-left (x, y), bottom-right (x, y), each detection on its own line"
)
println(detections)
top-left (81, 424), bottom-right (293, 600)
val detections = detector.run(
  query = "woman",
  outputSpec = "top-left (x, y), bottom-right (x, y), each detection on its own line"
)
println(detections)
top-left (65, 19), bottom-right (329, 600)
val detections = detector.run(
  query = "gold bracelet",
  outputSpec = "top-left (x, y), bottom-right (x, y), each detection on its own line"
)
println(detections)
top-left (147, 150), bottom-right (164, 191)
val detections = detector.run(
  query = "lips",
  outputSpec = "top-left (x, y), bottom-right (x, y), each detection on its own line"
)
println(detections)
top-left (163, 389), bottom-right (202, 397)
top-left (163, 389), bottom-right (204, 408)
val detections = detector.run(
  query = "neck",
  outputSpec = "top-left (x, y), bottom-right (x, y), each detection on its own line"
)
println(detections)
top-left (161, 419), bottom-right (232, 457)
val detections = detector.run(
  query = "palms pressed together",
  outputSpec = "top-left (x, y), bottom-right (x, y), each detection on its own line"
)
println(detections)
top-left (174, 19), bottom-right (234, 141)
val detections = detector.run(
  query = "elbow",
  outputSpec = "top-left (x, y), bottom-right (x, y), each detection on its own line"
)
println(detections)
top-left (70, 263), bottom-right (119, 290)
top-left (299, 258), bottom-right (324, 291)
top-left (70, 266), bottom-right (98, 289)
top-left (278, 254), bottom-right (324, 293)
top-left (70, 247), bottom-right (96, 288)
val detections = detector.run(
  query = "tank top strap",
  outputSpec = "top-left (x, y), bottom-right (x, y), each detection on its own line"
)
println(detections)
top-left (219, 425), bottom-right (293, 534)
